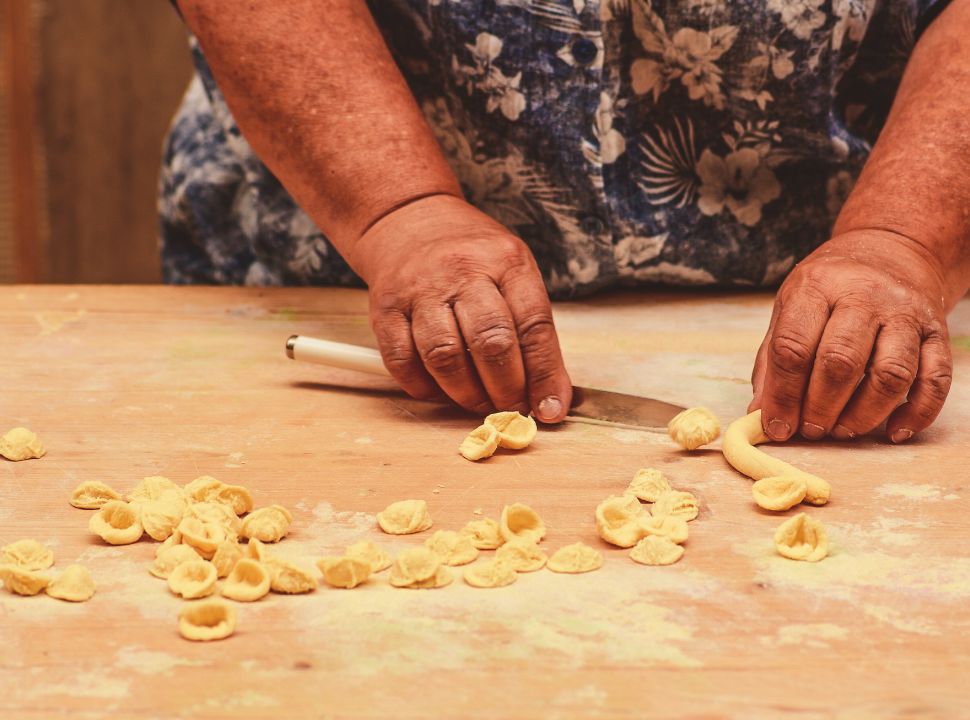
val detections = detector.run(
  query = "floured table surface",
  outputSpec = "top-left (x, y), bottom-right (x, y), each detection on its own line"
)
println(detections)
top-left (1, 286), bottom-right (969, 719)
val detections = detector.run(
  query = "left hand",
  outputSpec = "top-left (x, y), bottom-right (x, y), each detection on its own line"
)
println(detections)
top-left (750, 229), bottom-right (953, 443)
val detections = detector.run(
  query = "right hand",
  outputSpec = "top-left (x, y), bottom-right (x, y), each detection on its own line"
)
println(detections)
top-left (350, 194), bottom-right (572, 422)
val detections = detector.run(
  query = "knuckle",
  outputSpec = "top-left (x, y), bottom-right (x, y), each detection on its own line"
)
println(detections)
top-left (870, 360), bottom-right (916, 397)
top-left (770, 333), bottom-right (815, 375)
top-left (470, 324), bottom-right (517, 364)
top-left (516, 311), bottom-right (556, 350)
top-left (817, 348), bottom-right (864, 385)
top-left (420, 341), bottom-right (467, 375)
top-left (921, 368), bottom-right (953, 403)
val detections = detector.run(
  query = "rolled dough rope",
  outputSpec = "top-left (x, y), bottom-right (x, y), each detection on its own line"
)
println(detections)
top-left (722, 410), bottom-right (831, 506)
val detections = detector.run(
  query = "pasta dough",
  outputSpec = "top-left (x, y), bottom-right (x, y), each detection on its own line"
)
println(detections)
top-left (547, 543), bottom-right (603, 574)
top-left (150, 543), bottom-right (202, 580)
top-left (377, 499), bottom-right (432, 535)
top-left (630, 535), bottom-right (684, 566)
top-left (221, 558), bottom-right (271, 601)
top-left (459, 424), bottom-right (500, 461)
top-left (424, 530), bottom-right (479, 566)
top-left (774, 513), bottom-right (829, 562)
top-left (265, 556), bottom-right (317, 594)
top-left (595, 494), bottom-right (649, 548)
top-left (46, 564), bottom-right (96, 602)
top-left (651, 491), bottom-right (699, 522)
top-left (459, 518), bottom-right (505, 550)
top-left (128, 476), bottom-right (182, 504)
top-left (494, 540), bottom-right (547, 572)
top-left (722, 410), bottom-right (831, 505)
top-left (178, 518), bottom-right (231, 559)
top-left (210, 541), bottom-right (243, 578)
top-left (484, 411), bottom-right (537, 450)
top-left (667, 408), bottom-right (720, 451)
top-left (499, 503), bottom-right (546, 544)
top-left (167, 559), bottom-right (217, 599)
top-left (89, 501), bottom-right (144, 545)
top-left (1, 539), bottom-right (54, 570)
top-left (626, 468), bottom-right (672, 503)
top-left (240, 505), bottom-right (293, 543)
top-left (139, 499), bottom-right (185, 542)
top-left (69, 481), bottom-right (121, 509)
top-left (752, 476), bottom-right (808, 512)
top-left (345, 540), bottom-right (392, 573)
top-left (639, 515), bottom-right (689, 545)
top-left (0, 427), bottom-right (46, 461)
top-left (179, 600), bottom-right (237, 641)
top-left (317, 556), bottom-right (372, 589)
top-left (0, 565), bottom-right (51, 595)
top-left (463, 559), bottom-right (517, 588)
top-left (389, 547), bottom-right (452, 589)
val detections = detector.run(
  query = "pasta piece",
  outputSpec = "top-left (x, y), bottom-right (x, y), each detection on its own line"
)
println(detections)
top-left (459, 518), bottom-right (505, 550)
top-left (184, 502), bottom-right (241, 536)
top-left (484, 411), bottom-right (537, 450)
top-left (499, 503), bottom-right (545, 544)
top-left (139, 498), bottom-right (185, 542)
top-left (377, 500), bottom-right (432, 535)
top-left (245, 538), bottom-right (269, 562)
top-left (167, 559), bottom-right (217, 599)
top-left (317, 556), bottom-right (371, 589)
top-left (495, 540), bottom-right (547, 572)
top-left (214, 484), bottom-right (254, 516)
top-left (630, 535), bottom-right (685, 566)
top-left (774, 513), bottom-right (829, 562)
top-left (595, 494), bottom-right (648, 548)
top-left (150, 543), bottom-right (202, 580)
top-left (221, 558), bottom-right (271, 601)
top-left (626, 468), bottom-right (672, 503)
top-left (178, 518), bottom-right (231, 559)
top-left (0, 427), bottom-right (45, 461)
top-left (463, 559), bottom-right (517, 588)
top-left (546, 543), bottom-right (603, 574)
top-left (128, 476), bottom-right (181, 504)
top-left (89, 501), bottom-right (144, 545)
top-left (240, 505), bottom-right (293, 543)
top-left (667, 407), bottom-right (721, 450)
top-left (752, 476), bottom-right (808, 512)
top-left (638, 515), bottom-right (689, 545)
top-left (651, 491), bottom-right (699, 522)
top-left (459, 425), bottom-right (500, 461)
top-left (265, 556), bottom-right (317, 594)
top-left (69, 480), bottom-right (121, 509)
top-left (345, 540), bottom-right (392, 573)
top-left (210, 541), bottom-right (243, 578)
top-left (182, 476), bottom-right (223, 503)
top-left (46, 564), bottom-right (96, 602)
top-left (179, 600), bottom-right (236, 641)
top-left (0, 539), bottom-right (54, 570)
top-left (389, 547), bottom-right (451, 589)
top-left (0, 564), bottom-right (51, 595)
top-left (424, 530), bottom-right (479, 566)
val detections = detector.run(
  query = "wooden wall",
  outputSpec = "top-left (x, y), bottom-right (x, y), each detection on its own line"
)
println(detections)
top-left (1, 0), bottom-right (194, 283)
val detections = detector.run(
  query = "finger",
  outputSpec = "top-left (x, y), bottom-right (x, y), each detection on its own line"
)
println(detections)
top-left (759, 291), bottom-right (830, 440)
top-left (885, 329), bottom-right (952, 442)
top-left (748, 307), bottom-right (778, 412)
top-left (410, 300), bottom-right (492, 414)
top-left (500, 266), bottom-right (572, 423)
top-left (831, 321), bottom-right (921, 439)
top-left (370, 301), bottom-right (443, 402)
top-left (453, 283), bottom-right (529, 414)
top-left (799, 306), bottom-right (878, 439)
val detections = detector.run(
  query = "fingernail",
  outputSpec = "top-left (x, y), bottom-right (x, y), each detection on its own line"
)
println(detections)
top-left (891, 428), bottom-right (914, 444)
top-left (537, 396), bottom-right (562, 422)
top-left (766, 418), bottom-right (790, 440)
top-left (801, 422), bottom-right (826, 440)
top-left (832, 424), bottom-right (856, 440)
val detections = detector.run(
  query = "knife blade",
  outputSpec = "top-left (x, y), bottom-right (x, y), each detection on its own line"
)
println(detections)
top-left (285, 335), bottom-right (684, 430)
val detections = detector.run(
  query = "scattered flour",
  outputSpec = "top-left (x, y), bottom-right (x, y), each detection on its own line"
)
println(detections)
top-left (862, 604), bottom-right (940, 636)
top-left (875, 483), bottom-right (943, 501)
top-left (761, 623), bottom-right (848, 648)
top-left (115, 647), bottom-right (206, 675)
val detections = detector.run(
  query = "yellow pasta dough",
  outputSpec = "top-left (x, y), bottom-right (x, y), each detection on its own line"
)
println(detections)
top-left (345, 540), bottom-right (392, 573)
top-left (0, 427), bottom-right (46, 461)
top-left (139, 498), bottom-right (185, 542)
top-left (89, 501), bottom-right (144, 545)
top-left (424, 530), bottom-right (479, 566)
top-left (459, 424), bottom-right (500, 461)
top-left (265, 556), bottom-right (317, 594)
top-left (150, 543), bottom-right (202, 580)
top-left (178, 518), bottom-right (231, 559)
top-left (317, 556), bottom-right (372, 589)
top-left (651, 491), bottom-right (699, 522)
top-left (0, 564), bottom-right (51, 595)
top-left (595, 494), bottom-right (649, 548)
top-left (210, 541), bottom-right (244, 578)
top-left (179, 600), bottom-right (236, 641)
top-left (167, 559), bottom-right (217, 599)
top-left (184, 476), bottom-right (253, 515)
top-left (184, 502), bottom-right (241, 536)
top-left (499, 503), bottom-right (546, 544)
top-left (667, 407), bottom-right (721, 451)
top-left (484, 411), bottom-right (537, 450)
top-left (463, 559), bottom-right (517, 588)
top-left (546, 543), bottom-right (603, 574)
top-left (128, 476), bottom-right (182, 504)
top-left (630, 535), bottom-right (685, 566)
top-left (774, 513), bottom-right (829, 562)
top-left (221, 558), bottom-right (271, 601)
top-left (389, 547), bottom-right (452, 589)
top-left (494, 540), bottom-right (547, 572)
top-left (46, 564), bottom-right (96, 602)
top-left (626, 468), bottom-right (672, 503)
top-left (377, 499), bottom-right (433, 535)
top-left (459, 518), bottom-right (505, 550)
top-left (240, 505), bottom-right (293, 543)
top-left (245, 537), bottom-right (269, 562)
top-left (69, 480), bottom-right (122, 509)
top-left (1, 539), bottom-right (54, 570)
top-left (639, 515), bottom-right (689, 545)
top-left (752, 476), bottom-right (809, 512)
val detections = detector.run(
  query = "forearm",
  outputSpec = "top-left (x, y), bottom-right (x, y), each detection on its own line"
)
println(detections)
top-left (832, 0), bottom-right (970, 309)
top-left (176, 0), bottom-right (462, 271)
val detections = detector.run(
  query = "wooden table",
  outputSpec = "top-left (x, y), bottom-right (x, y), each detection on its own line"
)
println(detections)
top-left (2, 286), bottom-right (969, 719)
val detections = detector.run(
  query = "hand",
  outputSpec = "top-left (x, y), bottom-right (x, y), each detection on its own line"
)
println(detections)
top-left (351, 194), bottom-right (572, 422)
top-left (750, 229), bottom-right (953, 443)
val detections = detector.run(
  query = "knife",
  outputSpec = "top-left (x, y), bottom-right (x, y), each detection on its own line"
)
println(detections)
top-left (285, 335), bottom-right (684, 430)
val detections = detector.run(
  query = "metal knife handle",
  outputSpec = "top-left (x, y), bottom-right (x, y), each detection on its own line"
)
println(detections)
top-left (285, 335), bottom-right (390, 377)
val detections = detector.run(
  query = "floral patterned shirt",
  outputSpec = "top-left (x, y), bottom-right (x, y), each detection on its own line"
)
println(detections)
top-left (160, 0), bottom-right (946, 296)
